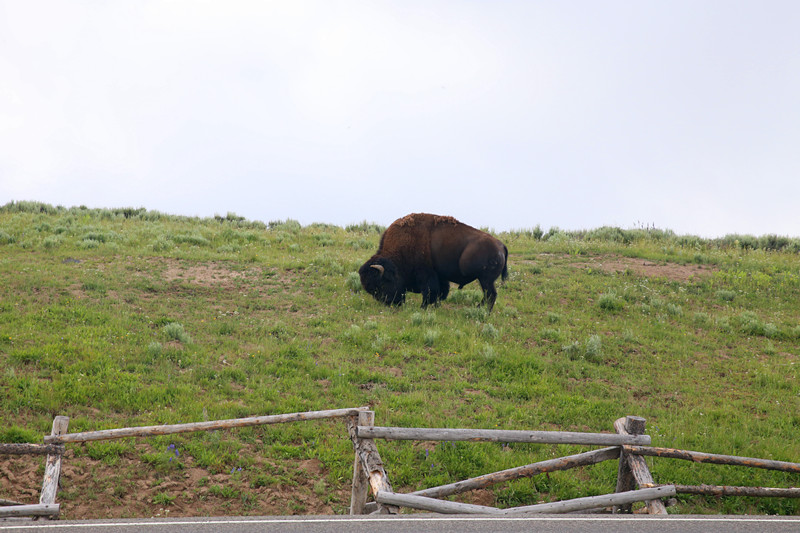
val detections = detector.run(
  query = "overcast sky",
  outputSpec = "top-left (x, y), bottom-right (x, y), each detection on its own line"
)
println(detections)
top-left (2, 1), bottom-right (799, 237)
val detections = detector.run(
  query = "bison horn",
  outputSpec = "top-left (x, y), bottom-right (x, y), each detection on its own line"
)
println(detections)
top-left (370, 264), bottom-right (385, 276)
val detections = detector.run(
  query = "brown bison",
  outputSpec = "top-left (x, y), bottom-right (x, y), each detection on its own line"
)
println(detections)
top-left (358, 213), bottom-right (508, 311)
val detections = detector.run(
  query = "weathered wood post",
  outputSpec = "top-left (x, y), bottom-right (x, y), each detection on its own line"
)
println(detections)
top-left (349, 412), bottom-right (370, 514)
top-left (614, 415), bottom-right (641, 513)
top-left (613, 416), bottom-right (667, 515)
top-left (346, 410), bottom-right (397, 514)
top-left (40, 416), bottom-right (69, 514)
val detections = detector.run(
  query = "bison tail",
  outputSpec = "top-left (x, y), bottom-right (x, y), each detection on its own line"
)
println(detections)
top-left (501, 245), bottom-right (509, 282)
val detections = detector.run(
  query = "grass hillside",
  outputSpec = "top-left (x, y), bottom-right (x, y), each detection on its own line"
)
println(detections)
top-left (1, 201), bottom-right (799, 518)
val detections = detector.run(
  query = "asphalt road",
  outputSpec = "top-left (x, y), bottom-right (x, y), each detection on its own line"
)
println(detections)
top-left (3, 515), bottom-right (800, 533)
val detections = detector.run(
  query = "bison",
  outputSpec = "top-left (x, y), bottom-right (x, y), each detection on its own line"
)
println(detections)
top-left (358, 213), bottom-right (508, 311)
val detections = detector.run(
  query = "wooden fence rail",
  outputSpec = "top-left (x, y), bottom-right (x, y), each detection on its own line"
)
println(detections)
top-left (43, 407), bottom-right (370, 444)
top-left (373, 486), bottom-right (678, 516)
top-left (410, 447), bottom-right (620, 499)
top-left (625, 446), bottom-right (800, 473)
top-left (0, 443), bottom-right (65, 456)
top-left (357, 426), bottom-right (651, 446)
top-left (672, 485), bottom-right (800, 498)
top-left (0, 504), bottom-right (60, 519)
top-left (505, 486), bottom-right (678, 516)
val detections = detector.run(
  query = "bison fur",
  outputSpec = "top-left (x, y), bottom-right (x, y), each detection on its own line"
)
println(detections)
top-left (358, 213), bottom-right (508, 311)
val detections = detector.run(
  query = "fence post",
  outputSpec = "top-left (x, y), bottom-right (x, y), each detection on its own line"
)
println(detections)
top-left (40, 416), bottom-right (69, 512)
top-left (614, 416), bottom-right (641, 513)
top-left (613, 416), bottom-right (667, 515)
top-left (348, 410), bottom-right (398, 514)
top-left (349, 412), bottom-right (370, 514)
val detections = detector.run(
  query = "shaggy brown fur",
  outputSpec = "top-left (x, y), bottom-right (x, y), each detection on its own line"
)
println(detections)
top-left (359, 213), bottom-right (508, 310)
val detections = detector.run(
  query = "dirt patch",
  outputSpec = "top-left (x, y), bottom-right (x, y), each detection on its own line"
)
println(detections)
top-left (570, 256), bottom-right (715, 283)
top-left (0, 446), bottom-right (346, 519)
top-left (160, 261), bottom-right (248, 288)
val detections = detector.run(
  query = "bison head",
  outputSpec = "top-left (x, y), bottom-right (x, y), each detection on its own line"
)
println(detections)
top-left (358, 256), bottom-right (406, 306)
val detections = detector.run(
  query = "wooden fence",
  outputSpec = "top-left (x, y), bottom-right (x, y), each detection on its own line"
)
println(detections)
top-left (348, 414), bottom-right (799, 515)
top-left (2, 411), bottom-right (799, 519)
top-left (0, 407), bottom-right (369, 519)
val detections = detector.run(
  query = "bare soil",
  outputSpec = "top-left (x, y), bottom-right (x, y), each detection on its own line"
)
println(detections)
top-left (568, 255), bottom-right (715, 283)
top-left (1, 445), bottom-right (346, 519)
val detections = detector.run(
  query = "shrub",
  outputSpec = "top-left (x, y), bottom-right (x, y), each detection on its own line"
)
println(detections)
top-left (481, 324), bottom-right (500, 339)
top-left (584, 335), bottom-right (603, 362)
top-left (541, 328), bottom-right (564, 342)
top-left (411, 312), bottom-right (435, 326)
top-left (562, 341), bottom-right (582, 361)
top-left (81, 230), bottom-right (117, 243)
top-left (345, 272), bottom-right (362, 292)
top-left (586, 226), bottom-right (633, 244)
top-left (0, 231), bottom-right (16, 245)
top-left (598, 292), bottom-right (624, 312)
top-left (172, 233), bottom-right (209, 247)
top-left (562, 335), bottom-right (603, 363)
top-left (269, 219), bottom-right (302, 233)
top-left (478, 344), bottom-right (496, 359)
top-left (78, 238), bottom-right (101, 249)
top-left (759, 234), bottom-right (792, 252)
top-left (371, 334), bottom-right (388, 352)
top-left (151, 236), bottom-right (173, 252)
top-left (716, 290), bottom-right (736, 302)
top-left (312, 254), bottom-right (343, 274)
top-left (163, 323), bottom-right (192, 344)
top-left (693, 312), bottom-right (711, 327)
top-left (449, 290), bottom-right (482, 306)
top-left (43, 235), bottom-right (63, 249)
top-left (423, 329), bottom-right (439, 347)
top-left (666, 303), bottom-right (683, 317)
top-left (345, 221), bottom-right (384, 233)
top-left (462, 307), bottom-right (488, 321)
top-left (147, 342), bottom-right (164, 357)
top-left (1, 201), bottom-right (58, 214)
top-left (314, 233), bottom-right (334, 247)
top-left (348, 239), bottom-right (372, 250)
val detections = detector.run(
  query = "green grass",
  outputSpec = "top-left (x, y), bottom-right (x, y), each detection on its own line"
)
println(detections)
top-left (1, 201), bottom-right (799, 516)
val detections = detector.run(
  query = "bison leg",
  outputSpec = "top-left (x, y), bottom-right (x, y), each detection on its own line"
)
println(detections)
top-left (420, 273), bottom-right (449, 308)
top-left (438, 276), bottom-right (450, 302)
top-left (420, 280), bottom-right (438, 308)
top-left (478, 277), bottom-right (498, 312)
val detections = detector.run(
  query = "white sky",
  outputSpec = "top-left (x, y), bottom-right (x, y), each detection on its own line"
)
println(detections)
top-left (1, 1), bottom-right (799, 237)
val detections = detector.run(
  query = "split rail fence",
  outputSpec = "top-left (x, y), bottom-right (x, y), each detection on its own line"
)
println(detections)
top-left (2, 409), bottom-right (799, 519)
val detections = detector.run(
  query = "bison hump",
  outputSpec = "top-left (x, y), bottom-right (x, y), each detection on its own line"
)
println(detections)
top-left (395, 213), bottom-right (459, 228)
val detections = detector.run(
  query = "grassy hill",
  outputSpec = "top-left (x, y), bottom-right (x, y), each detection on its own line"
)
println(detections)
top-left (1, 201), bottom-right (798, 518)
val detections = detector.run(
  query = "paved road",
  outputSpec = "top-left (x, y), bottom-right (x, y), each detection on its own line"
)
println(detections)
top-left (3, 515), bottom-right (800, 533)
